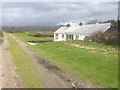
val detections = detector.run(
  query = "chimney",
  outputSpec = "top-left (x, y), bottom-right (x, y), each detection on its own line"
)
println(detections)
top-left (79, 22), bottom-right (83, 26)
top-left (66, 23), bottom-right (70, 27)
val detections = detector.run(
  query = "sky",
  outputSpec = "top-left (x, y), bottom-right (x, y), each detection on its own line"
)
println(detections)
top-left (1, 1), bottom-right (119, 26)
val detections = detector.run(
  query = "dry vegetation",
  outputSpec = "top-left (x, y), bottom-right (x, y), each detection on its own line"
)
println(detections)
top-left (29, 31), bottom-right (54, 37)
top-left (85, 30), bottom-right (119, 45)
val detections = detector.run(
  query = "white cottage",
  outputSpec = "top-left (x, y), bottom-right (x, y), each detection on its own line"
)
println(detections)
top-left (54, 27), bottom-right (68, 41)
top-left (54, 23), bottom-right (111, 41)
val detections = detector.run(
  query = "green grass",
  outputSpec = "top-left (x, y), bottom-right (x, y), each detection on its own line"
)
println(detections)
top-left (13, 32), bottom-right (53, 43)
top-left (7, 33), bottom-right (43, 88)
top-left (32, 42), bottom-right (118, 88)
top-left (13, 32), bottom-right (118, 88)
top-left (0, 37), bottom-right (2, 41)
top-left (65, 40), bottom-right (118, 49)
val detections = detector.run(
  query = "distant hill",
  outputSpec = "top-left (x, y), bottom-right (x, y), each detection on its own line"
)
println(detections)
top-left (2, 25), bottom-right (60, 32)
top-left (2, 19), bottom-right (119, 32)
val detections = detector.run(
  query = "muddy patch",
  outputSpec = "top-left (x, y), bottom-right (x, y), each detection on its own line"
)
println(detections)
top-left (36, 56), bottom-right (96, 88)
top-left (38, 58), bottom-right (62, 73)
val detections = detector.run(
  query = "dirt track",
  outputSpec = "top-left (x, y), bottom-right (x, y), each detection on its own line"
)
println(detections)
top-left (0, 42), bottom-right (2, 89)
top-left (9, 34), bottom-right (95, 88)
top-left (1, 34), bottom-right (23, 88)
top-left (10, 34), bottom-right (72, 88)
top-left (0, 33), bottom-right (96, 88)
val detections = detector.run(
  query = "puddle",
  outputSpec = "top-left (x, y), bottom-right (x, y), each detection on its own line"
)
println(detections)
top-left (27, 42), bottom-right (38, 45)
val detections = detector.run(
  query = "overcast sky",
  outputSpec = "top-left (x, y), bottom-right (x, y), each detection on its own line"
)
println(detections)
top-left (1, 2), bottom-right (118, 26)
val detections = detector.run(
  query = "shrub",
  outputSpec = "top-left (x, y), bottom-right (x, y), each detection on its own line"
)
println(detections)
top-left (84, 31), bottom-right (104, 43)
top-left (29, 31), bottom-right (54, 37)
top-left (103, 30), bottom-right (119, 45)
top-left (84, 30), bottom-right (119, 45)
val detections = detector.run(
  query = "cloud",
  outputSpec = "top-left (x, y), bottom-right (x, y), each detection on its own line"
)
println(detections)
top-left (2, 2), bottom-right (118, 26)
top-left (2, 0), bottom-right (119, 2)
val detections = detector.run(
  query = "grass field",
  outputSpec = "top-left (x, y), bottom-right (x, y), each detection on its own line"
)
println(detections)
top-left (13, 32), bottom-right (118, 88)
top-left (7, 33), bottom-right (43, 88)
top-left (15, 32), bottom-right (53, 43)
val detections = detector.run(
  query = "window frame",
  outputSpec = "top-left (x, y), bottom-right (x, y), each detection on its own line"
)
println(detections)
top-left (62, 34), bottom-right (64, 39)
top-left (55, 34), bottom-right (58, 39)
top-left (76, 35), bottom-right (79, 40)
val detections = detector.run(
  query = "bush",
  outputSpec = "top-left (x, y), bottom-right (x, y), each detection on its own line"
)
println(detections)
top-left (29, 31), bottom-right (54, 37)
top-left (84, 30), bottom-right (119, 45)
top-left (103, 31), bottom-right (119, 45)
top-left (84, 31), bottom-right (104, 43)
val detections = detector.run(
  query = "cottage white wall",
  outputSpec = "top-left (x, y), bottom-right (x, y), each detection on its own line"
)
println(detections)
top-left (54, 33), bottom-right (66, 41)
top-left (54, 33), bottom-right (56, 40)
top-left (54, 33), bottom-right (87, 41)
top-left (73, 34), bottom-right (86, 40)
top-left (73, 35), bottom-right (76, 40)
top-left (79, 35), bottom-right (86, 40)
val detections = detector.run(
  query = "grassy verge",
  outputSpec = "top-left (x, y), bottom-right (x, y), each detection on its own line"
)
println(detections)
top-left (7, 33), bottom-right (43, 88)
top-left (0, 36), bottom-right (3, 41)
top-left (14, 32), bottom-right (118, 88)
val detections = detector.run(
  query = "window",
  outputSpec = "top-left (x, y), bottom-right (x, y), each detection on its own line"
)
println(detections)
top-left (70, 35), bottom-right (73, 40)
top-left (66, 35), bottom-right (73, 40)
top-left (56, 34), bottom-right (58, 39)
top-left (76, 35), bottom-right (79, 40)
top-left (62, 34), bottom-right (64, 38)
